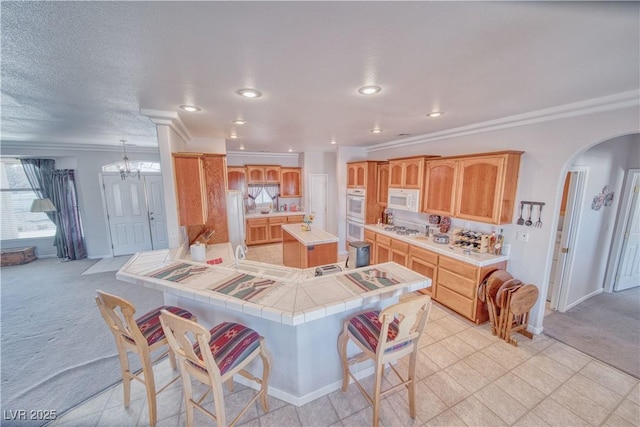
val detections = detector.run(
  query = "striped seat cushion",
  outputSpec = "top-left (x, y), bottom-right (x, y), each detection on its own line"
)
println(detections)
top-left (193, 322), bottom-right (261, 375)
top-left (347, 310), bottom-right (410, 354)
top-left (134, 306), bottom-right (195, 346)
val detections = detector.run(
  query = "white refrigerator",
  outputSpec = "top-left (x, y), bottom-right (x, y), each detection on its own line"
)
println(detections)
top-left (226, 191), bottom-right (246, 251)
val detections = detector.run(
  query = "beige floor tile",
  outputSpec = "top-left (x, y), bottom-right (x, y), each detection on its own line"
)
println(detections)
top-left (259, 404), bottom-right (301, 427)
top-left (424, 320), bottom-right (455, 342)
top-left (401, 380), bottom-right (448, 423)
top-left (439, 335), bottom-right (477, 359)
top-left (450, 395), bottom-right (508, 427)
top-left (422, 341), bottom-right (461, 369)
top-left (530, 398), bottom-right (591, 427)
top-left (423, 371), bottom-right (470, 407)
top-left (551, 383), bottom-right (611, 425)
top-left (444, 360), bottom-right (491, 393)
top-left (542, 341), bottom-right (592, 371)
top-left (493, 372), bottom-right (546, 409)
top-left (464, 351), bottom-right (508, 381)
top-left (564, 373), bottom-right (625, 410)
top-left (512, 411), bottom-right (551, 426)
top-left (474, 382), bottom-right (528, 425)
top-left (527, 352), bottom-right (576, 382)
top-left (295, 395), bottom-right (339, 427)
top-left (480, 341), bottom-right (528, 370)
top-left (436, 314), bottom-right (471, 334)
top-left (511, 360), bottom-right (562, 395)
top-left (602, 413), bottom-right (638, 427)
top-left (628, 383), bottom-right (640, 405)
top-left (422, 408), bottom-right (467, 426)
top-left (454, 327), bottom-right (495, 350)
top-left (579, 360), bottom-right (638, 395)
top-left (614, 399), bottom-right (640, 425)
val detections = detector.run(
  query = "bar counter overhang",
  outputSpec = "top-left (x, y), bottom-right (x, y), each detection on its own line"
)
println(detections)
top-left (116, 243), bottom-right (430, 406)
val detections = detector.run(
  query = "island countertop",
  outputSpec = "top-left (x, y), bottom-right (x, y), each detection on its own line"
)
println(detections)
top-left (281, 223), bottom-right (339, 246)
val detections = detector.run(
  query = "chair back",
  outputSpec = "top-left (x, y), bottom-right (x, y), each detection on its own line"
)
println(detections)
top-left (377, 294), bottom-right (431, 355)
top-left (159, 309), bottom-right (222, 377)
top-left (95, 290), bottom-right (147, 348)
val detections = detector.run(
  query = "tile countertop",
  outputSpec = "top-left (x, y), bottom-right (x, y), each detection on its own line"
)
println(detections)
top-left (245, 211), bottom-right (306, 219)
top-left (116, 246), bottom-right (429, 326)
top-left (281, 223), bottom-right (339, 246)
top-left (365, 224), bottom-right (509, 267)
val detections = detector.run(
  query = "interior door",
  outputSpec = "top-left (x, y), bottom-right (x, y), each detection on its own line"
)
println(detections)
top-left (103, 175), bottom-right (152, 256)
top-left (614, 171), bottom-right (640, 291)
top-left (309, 174), bottom-right (327, 230)
top-left (145, 175), bottom-right (168, 250)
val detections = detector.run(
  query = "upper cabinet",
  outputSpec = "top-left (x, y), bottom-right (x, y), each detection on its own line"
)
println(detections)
top-left (422, 151), bottom-right (523, 224)
top-left (246, 165), bottom-right (280, 184)
top-left (347, 162), bottom-right (369, 188)
top-left (376, 162), bottom-right (389, 206)
top-left (173, 154), bottom-right (206, 226)
top-left (388, 156), bottom-right (426, 189)
top-left (280, 167), bottom-right (302, 198)
top-left (227, 166), bottom-right (247, 194)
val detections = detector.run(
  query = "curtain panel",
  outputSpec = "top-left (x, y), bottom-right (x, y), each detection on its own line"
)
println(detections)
top-left (51, 170), bottom-right (86, 260)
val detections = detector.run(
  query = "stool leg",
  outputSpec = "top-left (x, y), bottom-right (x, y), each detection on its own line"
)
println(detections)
top-left (212, 380), bottom-right (227, 427)
top-left (180, 365), bottom-right (195, 427)
top-left (115, 340), bottom-right (132, 407)
top-left (337, 324), bottom-right (350, 391)
top-left (372, 362), bottom-right (384, 427)
top-left (140, 350), bottom-right (157, 427)
top-left (408, 349), bottom-right (418, 419)
top-left (258, 341), bottom-right (272, 413)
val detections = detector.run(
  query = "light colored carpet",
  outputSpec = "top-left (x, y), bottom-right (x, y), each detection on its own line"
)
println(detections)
top-left (1, 257), bottom-right (164, 427)
top-left (81, 255), bottom-right (131, 275)
top-left (543, 287), bottom-right (640, 379)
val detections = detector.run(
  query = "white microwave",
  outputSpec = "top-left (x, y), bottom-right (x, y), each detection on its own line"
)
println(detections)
top-left (387, 188), bottom-right (421, 212)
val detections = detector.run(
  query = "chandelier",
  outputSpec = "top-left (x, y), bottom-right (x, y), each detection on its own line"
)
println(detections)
top-left (119, 139), bottom-right (140, 180)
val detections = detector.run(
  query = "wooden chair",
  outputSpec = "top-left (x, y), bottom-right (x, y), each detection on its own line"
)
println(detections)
top-left (95, 290), bottom-right (196, 427)
top-left (337, 294), bottom-right (432, 427)
top-left (159, 310), bottom-right (271, 427)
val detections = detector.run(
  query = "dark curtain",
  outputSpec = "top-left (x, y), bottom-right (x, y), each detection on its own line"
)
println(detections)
top-left (20, 159), bottom-right (56, 224)
top-left (51, 169), bottom-right (86, 260)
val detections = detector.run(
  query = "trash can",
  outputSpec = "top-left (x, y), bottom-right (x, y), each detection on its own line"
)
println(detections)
top-left (346, 241), bottom-right (370, 269)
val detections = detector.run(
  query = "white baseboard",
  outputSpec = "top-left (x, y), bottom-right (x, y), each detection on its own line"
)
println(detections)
top-left (564, 288), bottom-right (603, 311)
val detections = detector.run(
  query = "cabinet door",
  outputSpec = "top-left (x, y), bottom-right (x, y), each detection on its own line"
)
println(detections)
top-left (408, 245), bottom-right (438, 296)
top-left (287, 215), bottom-right (305, 223)
top-left (375, 242), bottom-right (391, 264)
top-left (423, 160), bottom-right (457, 216)
top-left (390, 239), bottom-right (409, 267)
top-left (455, 156), bottom-right (505, 224)
top-left (247, 166), bottom-right (265, 184)
top-left (364, 230), bottom-right (376, 263)
top-left (389, 161), bottom-right (404, 188)
top-left (403, 158), bottom-right (423, 189)
top-left (246, 218), bottom-right (269, 245)
top-left (347, 164), bottom-right (357, 188)
top-left (173, 155), bottom-right (206, 226)
top-left (265, 166), bottom-right (281, 183)
top-left (227, 167), bottom-right (247, 195)
top-left (280, 168), bottom-right (302, 198)
top-left (268, 217), bottom-right (286, 242)
top-left (202, 155), bottom-right (230, 243)
top-left (355, 163), bottom-right (367, 188)
top-left (377, 163), bottom-right (389, 206)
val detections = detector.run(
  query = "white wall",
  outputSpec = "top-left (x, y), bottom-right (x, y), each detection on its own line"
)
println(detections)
top-left (226, 151), bottom-right (300, 167)
top-left (302, 151), bottom-right (338, 235)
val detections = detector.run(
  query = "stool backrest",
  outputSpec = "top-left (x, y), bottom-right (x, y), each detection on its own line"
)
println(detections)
top-left (377, 295), bottom-right (431, 355)
top-left (95, 290), bottom-right (147, 347)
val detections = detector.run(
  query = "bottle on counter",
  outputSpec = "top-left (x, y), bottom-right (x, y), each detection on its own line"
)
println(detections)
top-left (382, 208), bottom-right (388, 224)
top-left (495, 228), bottom-right (504, 255)
top-left (387, 210), bottom-right (394, 225)
top-left (489, 230), bottom-right (497, 254)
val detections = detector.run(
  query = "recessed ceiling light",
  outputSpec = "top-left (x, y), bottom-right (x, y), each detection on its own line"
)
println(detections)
top-left (358, 85), bottom-right (382, 95)
top-left (331, 139), bottom-right (337, 145)
top-left (179, 105), bottom-right (201, 112)
top-left (288, 148), bottom-right (293, 152)
top-left (370, 128), bottom-right (383, 134)
top-left (232, 119), bottom-right (247, 125)
top-left (426, 111), bottom-right (445, 118)
top-left (237, 88), bottom-right (262, 98)
top-left (229, 134), bottom-right (238, 139)
top-left (239, 145), bottom-right (245, 150)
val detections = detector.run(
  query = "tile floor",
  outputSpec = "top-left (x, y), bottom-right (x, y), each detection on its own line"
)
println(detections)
top-left (50, 244), bottom-right (640, 427)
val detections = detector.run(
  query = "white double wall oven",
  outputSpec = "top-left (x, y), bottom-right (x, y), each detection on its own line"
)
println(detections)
top-left (346, 188), bottom-right (365, 242)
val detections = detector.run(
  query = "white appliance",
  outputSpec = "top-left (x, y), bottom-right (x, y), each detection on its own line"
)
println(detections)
top-left (226, 191), bottom-right (246, 251)
top-left (346, 188), bottom-right (366, 221)
top-left (346, 219), bottom-right (365, 242)
top-left (387, 188), bottom-right (421, 212)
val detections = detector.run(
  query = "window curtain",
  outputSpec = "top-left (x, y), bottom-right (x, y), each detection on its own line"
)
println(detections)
top-left (20, 159), bottom-right (56, 224)
top-left (247, 185), bottom-right (263, 210)
top-left (50, 170), bottom-right (86, 260)
top-left (264, 185), bottom-right (279, 207)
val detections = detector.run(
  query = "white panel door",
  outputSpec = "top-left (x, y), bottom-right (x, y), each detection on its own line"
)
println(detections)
top-left (615, 173), bottom-right (640, 291)
top-left (103, 175), bottom-right (152, 256)
top-left (145, 175), bottom-right (168, 250)
top-left (309, 174), bottom-right (327, 230)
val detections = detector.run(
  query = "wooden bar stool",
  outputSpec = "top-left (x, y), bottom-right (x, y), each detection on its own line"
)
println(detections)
top-left (95, 290), bottom-right (196, 427)
top-left (337, 294), bottom-right (432, 427)
top-left (159, 310), bottom-right (271, 427)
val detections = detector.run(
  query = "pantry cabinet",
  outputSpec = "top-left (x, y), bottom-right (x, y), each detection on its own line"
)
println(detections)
top-left (422, 151), bottom-right (523, 225)
top-left (388, 156), bottom-right (425, 189)
top-left (174, 154), bottom-right (207, 226)
top-left (280, 167), bottom-right (302, 198)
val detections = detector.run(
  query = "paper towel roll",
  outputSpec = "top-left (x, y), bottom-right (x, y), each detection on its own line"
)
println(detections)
top-left (190, 243), bottom-right (206, 262)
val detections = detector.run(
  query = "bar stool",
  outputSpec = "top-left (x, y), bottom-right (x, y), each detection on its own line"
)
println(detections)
top-left (95, 290), bottom-right (196, 427)
top-left (338, 294), bottom-right (432, 427)
top-left (159, 310), bottom-right (271, 427)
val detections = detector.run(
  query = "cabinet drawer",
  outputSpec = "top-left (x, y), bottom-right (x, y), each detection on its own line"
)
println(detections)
top-left (409, 245), bottom-right (438, 265)
top-left (436, 286), bottom-right (475, 320)
top-left (364, 229), bottom-right (377, 241)
top-left (376, 234), bottom-right (391, 246)
top-left (439, 256), bottom-right (478, 281)
top-left (391, 239), bottom-right (409, 252)
top-left (269, 216), bottom-right (287, 224)
top-left (437, 268), bottom-right (475, 299)
top-left (287, 215), bottom-right (304, 223)
top-left (247, 218), bottom-right (268, 226)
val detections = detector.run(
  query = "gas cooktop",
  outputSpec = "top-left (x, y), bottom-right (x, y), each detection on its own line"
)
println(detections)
top-left (383, 226), bottom-right (421, 236)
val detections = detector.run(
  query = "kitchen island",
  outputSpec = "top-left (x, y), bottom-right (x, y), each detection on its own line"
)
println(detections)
top-left (281, 223), bottom-right (338, 268)
top-left (116, 242), bottom-right (429, 406)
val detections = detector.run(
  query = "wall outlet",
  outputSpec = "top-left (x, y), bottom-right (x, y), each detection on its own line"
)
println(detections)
top-left (516, 232), bottom-right (529, 242)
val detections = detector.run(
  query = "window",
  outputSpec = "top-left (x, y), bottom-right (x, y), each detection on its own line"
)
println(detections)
top-left (0, 159), bottom-right (57, 239)
top-left (102, 161), bottom-right (161, 173)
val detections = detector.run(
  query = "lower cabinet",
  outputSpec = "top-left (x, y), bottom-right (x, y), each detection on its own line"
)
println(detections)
top-left (364, 230), bottom-right (376, 262)
top-left (408, 244), bottom-right (438, 297)
top-left (374, 234), bottom-right (391, 264)
top-left (246, 215), bottom-right (306, 246)
top-left (390, 239), bottom-right (409, 266)
top-left (268, 217), bottom-right (287, 242)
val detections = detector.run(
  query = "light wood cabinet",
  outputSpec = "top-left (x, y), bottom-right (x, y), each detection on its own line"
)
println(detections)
top-left (364, 229), bottom-right (376, 262)
top-left (455, 152), bottom-right (522, 224)
top-left (173, 154), bottom-right (206, 226)
top-left (246, 165), bottom-right (281, 184)
top-left (227, 166), bottom-right (247, 195)
top-left (376, 162), bottom-right (389, 207)
top-left (268, 216), bottom-right (286, 242)
top-left (346, 161), bottom-right (380, 224)
top-left (280, 167), bottom-right (302, 198)
top-left (389, 157), bottom-right (425, 189)
top-left (423, 159), bottom-right (457, 216)
top-left (287, 215), bottom-right (304, 224)
top-left (408, 245), bottom-right (438, 297)
top-left (391, 239), bottom-right (409, 267)
top-left (347, 162), bottom-right (370, 188)
top-left (374, 234), bottom-right (391, 264)
top-left (246, 218), bottom-right (269, 245)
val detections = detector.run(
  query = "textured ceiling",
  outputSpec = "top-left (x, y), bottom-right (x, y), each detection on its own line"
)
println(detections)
top-left (1, 2), bottom-right (638, 153)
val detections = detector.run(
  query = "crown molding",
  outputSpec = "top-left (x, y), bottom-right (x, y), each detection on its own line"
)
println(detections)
top-left (368, 90), bottom-right (640, 152)
top-left (139, 109), bottom-right (191, 143)
top-left (226, 151), bottom-right (300, 159)
top-left (0, 140), bottom-right (159, 153)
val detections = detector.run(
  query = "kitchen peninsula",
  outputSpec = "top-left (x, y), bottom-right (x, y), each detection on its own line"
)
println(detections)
top-left (282, 223), bottom-right (338, 268)
top-left (116, 243), bottom-right (429, 406)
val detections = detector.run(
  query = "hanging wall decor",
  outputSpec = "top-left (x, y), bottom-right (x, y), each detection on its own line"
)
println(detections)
top-left (591, 185), bottom-right (615, 211)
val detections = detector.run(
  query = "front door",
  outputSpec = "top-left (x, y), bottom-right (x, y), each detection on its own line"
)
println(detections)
top-left (614, 171), bottom-right (640, 291)
top-left (145, 175), bottom-right (168, 251)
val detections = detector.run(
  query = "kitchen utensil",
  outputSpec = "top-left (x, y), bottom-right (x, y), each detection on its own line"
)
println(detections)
top-left (535, 204), bottom-right (543, 228)
top-left (433, 234), bottom-right (449, 244)
top-left (517, 202), bottom-right (525, 225)
top-left (525, 204), bottom-right (533, 226)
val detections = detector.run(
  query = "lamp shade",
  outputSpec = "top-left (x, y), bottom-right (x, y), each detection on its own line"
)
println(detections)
top-left (30, 198), bottom-right (56, 213)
